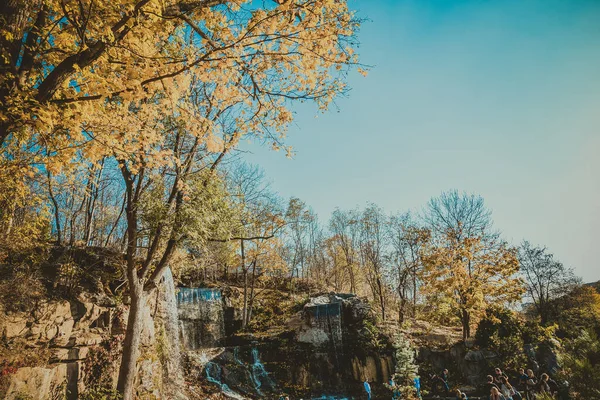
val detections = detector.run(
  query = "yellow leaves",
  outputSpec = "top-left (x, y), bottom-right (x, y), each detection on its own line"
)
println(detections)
top-left (205, 133), bottom-right (224, 153)
top-left (421, 230), bottom-right (524, 326)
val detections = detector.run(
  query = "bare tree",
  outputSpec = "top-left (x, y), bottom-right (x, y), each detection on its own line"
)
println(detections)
top-left (359, 204), bottom-right (389, 321)
top-left (518, 241), bottom-right (580, 324)
top-left (388, 212), bottom-right (430, 322)
top-left (329, 208), bottom-right (361, 294)
top-left (425, 190), bottom-right (495, 240)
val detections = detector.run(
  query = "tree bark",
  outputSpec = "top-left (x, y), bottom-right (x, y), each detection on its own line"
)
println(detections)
top-left (247, 260), bottom-right (257, 325)
top-left (461, 309), bottom-right (471, 341)
top-left (117, 285), bottom-right (146, 400)
top-left (47, 170), bottom-right (62, 244)
top-left (241, 239), bottom-right (248, 329)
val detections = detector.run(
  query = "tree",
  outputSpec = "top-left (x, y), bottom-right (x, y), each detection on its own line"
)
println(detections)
top-left (388, 212), bottom-right (430, 322)
top-left (425, 190), bottom-right (495, 240)
top-left (421, 229), bottom-right (523, 340)
top-left (391, 333), bottom-right (418, 398)
top-left (0, 1), bottom-right (362, 397)
top-left (284, 197), bottom-right (315, 281)
top-left (329, 208), bottom-right (361, 294)
top-left (222, 162), bottom-right (285, 328)
top-left (359, 204), bottom-right (389, 321)
top-left (518, 241), bottom-right (579, 324)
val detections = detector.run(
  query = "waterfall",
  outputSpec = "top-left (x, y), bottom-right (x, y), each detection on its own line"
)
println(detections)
top-left (250, 347), bottom-right (275, 395)
top-left (158, 268), bottom-right (185, 391)
top-left (177, 287), bottom-right (224, 349)
top-left (233, 347), bottom-right (244, 365)
top-left (205, 362), bottom-right (246, 400)
top-left (177, 287), bottom-right (222, 304)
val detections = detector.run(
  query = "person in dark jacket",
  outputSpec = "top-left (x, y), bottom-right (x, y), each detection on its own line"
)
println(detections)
top-left (525, 369), bottom-right (537, 400)
top-left (485, 375), bottom-right (500, 396)
top-left (538, 373), bottom-right (552, 395)
top-left (494, 368), bottom-right (506, 386)
top-left (517, 368), bottom-right (528, 392)
top-left (440, 369), bottom-right (450, 394)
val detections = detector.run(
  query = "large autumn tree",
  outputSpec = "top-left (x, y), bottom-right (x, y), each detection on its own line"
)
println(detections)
top-left (422, 191), bottom-right (523, 340)
top-left (1, 0), bottom-right (363, 398)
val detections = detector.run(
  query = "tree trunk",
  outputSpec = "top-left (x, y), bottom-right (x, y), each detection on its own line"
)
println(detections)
top-left (461, 309), bottom-right (471, 341)
top-left (412, 270), bottom-right (417, 318)
top-left (247, 260), bottom-right (257, 325)
top-left (46, 170), bottom-right (61, 244)
top-left (241, 239), bottom-right (248, 329)
top-left (347, 263), bottom-right (356, 294)
top-left (84, 158), bottom-right (105, 245)
top-left (376, 275), bottom-right (386, 321)
top-left (398, 293), bottom-right (406, 324)
top-left (117, 286), bottom-right (146, 400)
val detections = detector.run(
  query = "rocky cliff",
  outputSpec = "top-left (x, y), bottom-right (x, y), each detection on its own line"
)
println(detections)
top-left (0, 264), bottom-right (184, 400)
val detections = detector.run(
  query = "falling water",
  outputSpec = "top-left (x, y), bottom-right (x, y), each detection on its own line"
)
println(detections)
top-left (177, 287), bottom-right (225, 349)
top-left (159, 268), bottom-right (184, 386)
top-left (233, 347), bottom-right (244, 366)
top-left (250, 347), bottom-right (275, 395)
top-left (205, 362), bottom-right (246, 400)
top-left (177, 287), bottom-right (222, 304)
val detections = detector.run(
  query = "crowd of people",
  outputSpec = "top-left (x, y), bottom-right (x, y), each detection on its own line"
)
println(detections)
top-left (384, 365), bottom-right (561, 400)
top-left (429, 366), bottom-right (560, 400)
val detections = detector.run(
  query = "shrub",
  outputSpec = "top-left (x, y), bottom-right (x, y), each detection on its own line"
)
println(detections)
top-left (82, 336), bottom-right (123, 397)
top-left (475, 305), bottom-right (527, 370)
top-left (557, 330), bottom-right (600, 399)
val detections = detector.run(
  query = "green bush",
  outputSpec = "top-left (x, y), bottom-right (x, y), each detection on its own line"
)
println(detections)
top-left (475, 305), bottom-right (527, 370)
top-left (558, 330), bottom-right (600, 399)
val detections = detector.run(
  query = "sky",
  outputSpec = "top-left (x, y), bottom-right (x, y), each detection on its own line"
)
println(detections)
top-left (241, 0), bottom-right (600, 282)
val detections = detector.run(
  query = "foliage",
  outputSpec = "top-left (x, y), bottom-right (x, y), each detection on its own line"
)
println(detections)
top-left (0, 247), bottom-right (48, 313)
top-left (362, 319), bottom-right (387, 350)
top-left (558, 330), bottom-right (600, 399)
top-left (546, 285), bottom-right (600, 338)
top-left (82, 336), bottom-right (123, 396)
top-left (518, 241), bottom-right (580, 325)
top-left (79, 387), bottom-right (122, 400)
top-left (475, 305), bottom-right (527, 370)
top-left (392, 333), bottom-right (418, 388)
top-left (421, 228), bottom-right (524, 340)
top-left (418, 292), bottom-right (460, 327)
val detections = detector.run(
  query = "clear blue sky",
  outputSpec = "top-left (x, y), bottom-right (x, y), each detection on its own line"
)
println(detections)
top-left (241, 0), bottom-right (600, 282)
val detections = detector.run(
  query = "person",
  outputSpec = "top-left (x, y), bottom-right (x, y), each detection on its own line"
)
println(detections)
top-left (485, 375), bottom-right (500, 395)
top-left (494, 368), bottom-right (505, 385)
top-left (538, 373), bottom-right (552, 395)
top-left (440, 368), bottom-right (450, 395)
top-left (455, 389), bottom-right (468, 399)
top-left (500, 376), bottom-right (518, 400)
top-left (517, 368), bottom-right (528, 392)
top-left (490, 386), bottom-right (508, 400)
top-left (414, 374), bottom-right (422, 399)
top-left (525, 369), bottom-right (537, 400)
top-left (364, 379), bottom-right (372, 400)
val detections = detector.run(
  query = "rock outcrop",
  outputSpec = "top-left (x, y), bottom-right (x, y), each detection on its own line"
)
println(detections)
top-left (1, 268), bottom-right (185, 400)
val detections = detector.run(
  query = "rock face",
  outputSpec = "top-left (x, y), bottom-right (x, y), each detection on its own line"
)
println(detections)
top-left (177, 288), bottom-right (225, 349)
top-left (5, 365), bottom-right (67, 400)
top-left (192, 293), bottom-right (393, 399)
top-left (1, 268), bottom-right (185, 400)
